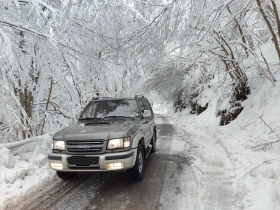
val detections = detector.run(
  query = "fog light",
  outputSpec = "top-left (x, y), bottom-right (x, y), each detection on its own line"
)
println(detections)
top-left (51, 163), bottom-right (63, 170)
top-left (106, 162), bottom-right (124, 170)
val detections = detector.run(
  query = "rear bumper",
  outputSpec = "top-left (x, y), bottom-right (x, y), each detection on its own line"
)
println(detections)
top-left (48, 149), bottom-right (137, 172)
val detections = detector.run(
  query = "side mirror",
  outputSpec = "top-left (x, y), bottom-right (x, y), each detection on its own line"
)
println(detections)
top-left (142, 110), bottom-right (151, 118)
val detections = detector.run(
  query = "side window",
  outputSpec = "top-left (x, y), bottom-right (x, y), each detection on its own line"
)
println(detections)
top-left (81, 103), bottom-right (95, 118)
top-left (141, 98), bottom-right (154, 118)
top-left (142, 99), bottom-right (152, 111)
top-left (138, 100), bottom-right (145, 113)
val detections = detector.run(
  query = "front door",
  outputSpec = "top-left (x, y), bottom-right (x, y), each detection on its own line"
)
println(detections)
top-left (139, 99), bottom-right (154, 146)
top-left (138, 100), bottom-right (151, 147)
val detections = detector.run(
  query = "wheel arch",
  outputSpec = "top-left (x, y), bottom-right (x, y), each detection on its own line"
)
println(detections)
top-left (132, 133), bottom-right (145, 148)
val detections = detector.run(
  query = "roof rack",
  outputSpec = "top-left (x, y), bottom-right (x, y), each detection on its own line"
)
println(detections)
top-left (93, 96), bottom-right (112, 100)
top-left (135, 95), bottom-right (144, 99)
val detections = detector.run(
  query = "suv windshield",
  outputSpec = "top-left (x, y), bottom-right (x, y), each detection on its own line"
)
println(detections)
top-left (80, 99), bottom-right (138, 119)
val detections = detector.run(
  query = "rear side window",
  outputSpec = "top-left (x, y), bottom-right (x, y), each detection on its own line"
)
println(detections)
top-left (142, 99), bottom-right (152, 111)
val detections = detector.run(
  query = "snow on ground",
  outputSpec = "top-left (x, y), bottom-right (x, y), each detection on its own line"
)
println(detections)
top-left (157, 111), bottom-right (237, 210)
top-left (155, 115), bottom-right (202, 210)
top-left (0, 135), bottom-right (54, 209)
top-left (1, 76), bottom-right (280, 210)
top-left (160, 78), bottom-right (280, 210)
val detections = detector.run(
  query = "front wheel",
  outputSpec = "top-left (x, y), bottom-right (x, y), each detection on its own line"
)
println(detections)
top-left (56, 171), bottom-right (77, 180)
top-left (128, 145), bottom-right (144, 181)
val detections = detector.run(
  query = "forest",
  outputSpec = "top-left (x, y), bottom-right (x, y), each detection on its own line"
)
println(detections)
top-left (0, 0), bottom-right (280, 142)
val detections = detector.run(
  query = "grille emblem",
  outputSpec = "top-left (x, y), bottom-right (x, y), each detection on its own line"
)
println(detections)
top-left (77, 145), bottom-right (90, 148)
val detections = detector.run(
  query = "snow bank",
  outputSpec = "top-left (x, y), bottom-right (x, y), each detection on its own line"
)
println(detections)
top-left (174, 76), bottom-right (280, 210)
top-left (0, 134), bottom-right (54, 209)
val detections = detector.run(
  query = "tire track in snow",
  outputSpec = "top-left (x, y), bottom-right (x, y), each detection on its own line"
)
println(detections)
top-left (16, 172), bottom-right (104, 210)
top-left (179, 125), bottom-right (237, 210)
top-left (158, 128), bottom-right (201, 210)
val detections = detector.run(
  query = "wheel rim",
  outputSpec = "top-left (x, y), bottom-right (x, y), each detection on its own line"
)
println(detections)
top-left (138, 151), bottom-right (143, 173)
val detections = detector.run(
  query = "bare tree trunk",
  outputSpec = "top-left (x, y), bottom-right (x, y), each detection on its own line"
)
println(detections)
top-left (213, 30), bottom-right (247, 84)
top-left (18, 85), bottom-right (33, 138)
top-left (17, 31), bottom-right (34, 138)
top-left (41, 79), bottom-right (53, 135)
top-left (27, 89), bottom-right (33, 120)
top-left (259, 46), bottom-right (277, 84)
top-left (227, 6), bottom-right (249, 56)
top-left (256, 0), bottom-right (280, 60)
top-left (272, 0), bottom-right (280, 39)
top-left (218, 34), bottom-right (247, 83)
top-left (18, 79), bottom-right (26, 139)
top-left (209, 49), bottom-right (235, 80)
top-left (221, 59), bottom-right (235, 80)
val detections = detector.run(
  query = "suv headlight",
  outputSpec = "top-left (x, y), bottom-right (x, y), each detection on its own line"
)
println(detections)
top-left (107, 137), bottom-right (131, 149)
top-left (51, 140), bottom-right (65, 150)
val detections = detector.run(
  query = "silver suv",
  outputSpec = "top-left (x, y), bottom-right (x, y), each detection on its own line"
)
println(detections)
top-left (48, 96), bottom-right (156, 181)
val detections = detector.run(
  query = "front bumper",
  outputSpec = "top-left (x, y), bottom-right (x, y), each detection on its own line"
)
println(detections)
top-left (48, 149), bottom-right (137, 172)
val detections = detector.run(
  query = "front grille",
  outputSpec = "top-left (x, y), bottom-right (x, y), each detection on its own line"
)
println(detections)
top-left (66, 140), bottom-right (105, 154)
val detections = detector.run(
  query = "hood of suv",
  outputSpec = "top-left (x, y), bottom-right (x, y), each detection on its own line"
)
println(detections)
top-left (54, 119), bottom-right (137, 141)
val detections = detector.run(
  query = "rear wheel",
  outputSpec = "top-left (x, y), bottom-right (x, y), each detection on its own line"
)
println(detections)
top-left (56, 171), bottom-right (77, 180)
top-left (128, 145), bottom-right (144, 181)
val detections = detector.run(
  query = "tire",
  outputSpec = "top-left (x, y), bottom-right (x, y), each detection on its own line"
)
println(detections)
top-left (56, 171), bottom-right (77, 180)
top-left (128, 145), bottom-right (145, 181)
top-left (151, 130), bottom-right (157, 153)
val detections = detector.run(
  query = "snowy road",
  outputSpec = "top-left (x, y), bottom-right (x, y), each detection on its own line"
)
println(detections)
top-left (7, 115), bottom-right (237, 210)
top-left (9, 115), bottom-right (197, 210)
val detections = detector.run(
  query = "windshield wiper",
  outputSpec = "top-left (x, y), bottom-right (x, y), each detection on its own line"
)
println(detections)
top-left (104, 116), bottom-right (135, 120)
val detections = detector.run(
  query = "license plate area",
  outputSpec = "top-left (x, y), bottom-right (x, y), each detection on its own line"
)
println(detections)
top-left (67, 156), bottom-right (99, 166)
